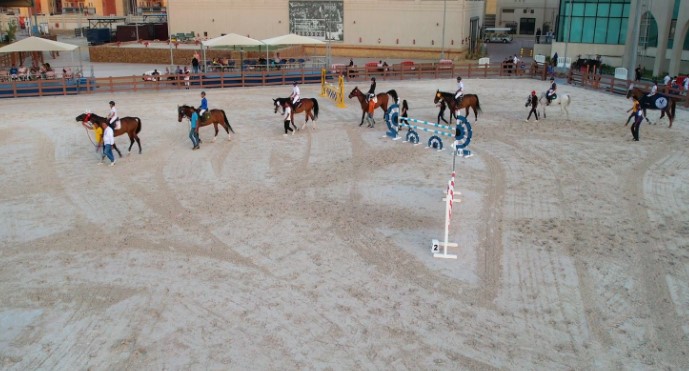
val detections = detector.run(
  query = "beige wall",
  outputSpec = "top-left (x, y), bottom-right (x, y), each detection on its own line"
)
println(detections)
top-left (495, 0), bottom-right (559, 33)
top-left (168, 0), bottom-right (484, 50)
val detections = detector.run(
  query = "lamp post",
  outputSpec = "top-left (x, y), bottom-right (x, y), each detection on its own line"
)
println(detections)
top-left (440, 0), bottom-right (447, 59)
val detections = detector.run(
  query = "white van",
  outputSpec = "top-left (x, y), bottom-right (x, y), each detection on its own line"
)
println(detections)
top-left (483, 27), bottom-right (513, 43)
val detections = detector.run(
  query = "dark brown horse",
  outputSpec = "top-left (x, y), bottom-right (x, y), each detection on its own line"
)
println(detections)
top-left (348, 87), bottom-right (398, 126)
top-left (177, 105), bottom-right (235, 141)
top-left (273, 97), bottom-right (320, 130)
top-left (626, 86), bottom-right (675, 128)
top-left (76, 112), bottom-right (142, 155)
top-left (433, 90), bottom-right (482, 121)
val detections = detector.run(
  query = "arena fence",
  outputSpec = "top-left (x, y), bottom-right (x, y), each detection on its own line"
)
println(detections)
top-left (1, 60), bottom-right (687, 109)
top-left (567, 68), bottom-right (689, 108)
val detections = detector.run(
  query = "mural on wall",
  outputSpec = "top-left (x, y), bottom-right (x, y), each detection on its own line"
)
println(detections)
top-left (289, 0), bottom-right (344, 41)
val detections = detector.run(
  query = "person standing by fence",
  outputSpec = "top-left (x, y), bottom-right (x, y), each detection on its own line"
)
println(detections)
top-left (536, 28), bottom-right (541, 44)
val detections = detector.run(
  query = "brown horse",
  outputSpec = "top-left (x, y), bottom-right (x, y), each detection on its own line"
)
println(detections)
top-left (177, 105), bottom-right (235, 141)
top-left (433, 90), bottom-right (482, 121)
top-left (76, 112), bottom-right (142, 155)
top-left (348, 86), bottom-right (398, 126)
top-left (626, 86), bottom-right (675, 128)
top-left (272, 97), bottom-right (320, 130)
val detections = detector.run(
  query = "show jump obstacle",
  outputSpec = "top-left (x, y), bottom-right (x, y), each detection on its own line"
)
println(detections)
top-left (384, 103), bottom-right (473, 156)
top-left (383, 103), bottom-right (474, 259)
top-left (320, 69), bottom-right (347, 108)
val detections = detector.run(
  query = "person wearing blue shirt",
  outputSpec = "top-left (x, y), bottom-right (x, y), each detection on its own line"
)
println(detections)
top-left (199, 91), bottom-right (208, 121)
top-left (9, 65), bottom-right (18, 79)
top-left (190, 110), bottom-right (200, 150)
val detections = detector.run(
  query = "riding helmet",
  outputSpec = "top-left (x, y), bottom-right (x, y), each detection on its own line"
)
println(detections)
top-left (109, 100), bottom-right (115, 105)
top-left (531, 90), bottom-right (536, 95)
top-left (371, 77), bottom-right (376, 82)
top-left (293, 81), bottom-right (298, 85)
top-left (550, 77), bottom-right (555, 81)
top-left (457, 76), bottom-right (462, 81)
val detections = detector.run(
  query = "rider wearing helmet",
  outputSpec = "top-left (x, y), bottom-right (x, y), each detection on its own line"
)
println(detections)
top-left (290, 81), bottom-right (300, 107)
top-left (367, 77), bottom-right (376, 102)
top-left (199, 91), bottom-right (208, 120)
top-left (454, 76), bottom-right (464, 106)
top-left (107, 101), bottom-right (118, 129)
top-left (546, 77), bottom-right (557, 105)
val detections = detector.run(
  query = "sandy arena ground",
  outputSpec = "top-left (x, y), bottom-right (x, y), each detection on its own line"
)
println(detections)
top-left (1, 79), bottom-right (688, 369)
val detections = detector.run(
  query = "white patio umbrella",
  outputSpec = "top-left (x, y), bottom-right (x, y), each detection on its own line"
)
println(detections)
top-left (200, 33), bottom-right (264, 72)
top-left (0, 36), bottom-right (81, 74)
top-left (260, 34), bottom-right (324, 70)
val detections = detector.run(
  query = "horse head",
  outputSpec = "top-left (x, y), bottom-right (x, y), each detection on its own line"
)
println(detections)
top-left (178, 105), bottom-right (195, 122)
top-left (273, 98), bottom-right (280, 114)
top-left (348, 87), bottom-right (360, 99)
top-left (434, 90), bottom-right (442, 104)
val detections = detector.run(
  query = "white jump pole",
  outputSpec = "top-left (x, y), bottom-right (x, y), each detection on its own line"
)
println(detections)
top-left (433, 175), bottom-right (458, 259)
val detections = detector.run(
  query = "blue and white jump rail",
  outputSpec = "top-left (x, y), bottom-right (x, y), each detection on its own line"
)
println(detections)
top-left (384, 104), bottom-right (473, 157)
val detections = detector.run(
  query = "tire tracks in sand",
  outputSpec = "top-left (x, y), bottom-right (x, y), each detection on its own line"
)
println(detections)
top-left (622, 146), bottom-right (689, 368)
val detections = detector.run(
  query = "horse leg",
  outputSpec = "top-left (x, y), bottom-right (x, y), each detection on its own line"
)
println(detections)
top-left (113, 143), bottom-right (123, 158)
top-left (222, 121), bottom-right (231, 141)
top-left (310, 111), bottom-right (317, 130)
top-left (127, 133), bottom-right (135, 153)
top-left (360, 111), bottom-right (366, 126)
top-left (212, 124), bottom-right (218, 142)
top-left (136, 135), bottom-right (142, 154)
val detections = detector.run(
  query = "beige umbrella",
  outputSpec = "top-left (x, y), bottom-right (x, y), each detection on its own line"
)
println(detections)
top-left (0, 36), bottom-right (79, 52)
top-left (0, 36), bottom-right (81, 75)
top-left (201, 33), bottom-right (264, 72)
top-left (261, 34), bottom-right (324, 70)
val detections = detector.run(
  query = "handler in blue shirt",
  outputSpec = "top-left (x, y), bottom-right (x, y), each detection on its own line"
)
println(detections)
top-left (190, 110), bottom-right (200, 150)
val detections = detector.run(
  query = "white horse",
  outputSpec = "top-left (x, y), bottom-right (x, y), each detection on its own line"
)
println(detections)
top-left (539, 91), bottom-right (571, 119)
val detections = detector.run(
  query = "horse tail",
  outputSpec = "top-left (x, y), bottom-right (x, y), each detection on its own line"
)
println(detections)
top-left (474, 94), bottom-right (482, 112)
top-left (222, 110), bottom-right (235, 133)
top-left (135, 117), bottom-right (142, 134)
top-left (387, 89), bottom-right (398, 102)
top-left (312, 98), bottom-right (319, 120)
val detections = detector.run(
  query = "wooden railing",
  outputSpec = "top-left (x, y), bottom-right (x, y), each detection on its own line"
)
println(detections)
top-left (567, 69), bottom-right (689, 107)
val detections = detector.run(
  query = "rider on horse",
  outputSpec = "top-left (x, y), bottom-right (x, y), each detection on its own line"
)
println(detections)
top-left (454, 76), bottom-right (464, 106)
top-left (107, 101), bottom-right (119, 129)
top-left (647, 80), bottom-right (658, 97)
top-left (290, 81), bottom-right (301, 109)
top-left (546, 77), bottom-right (557, 105)
top-left (367, 77), bottom-right (376, 102)
top-left (199, 91), bottom-right (209, 121)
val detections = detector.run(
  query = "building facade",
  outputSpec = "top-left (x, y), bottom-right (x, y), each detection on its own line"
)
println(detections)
top-left (18, 0), bottom-right (166, 16)
top-left (166, 0), bottom-right (485, 50)
top-left (494, 0), bottom-right (560, 35)
top-left (552, 0), bottom-right (689, 76)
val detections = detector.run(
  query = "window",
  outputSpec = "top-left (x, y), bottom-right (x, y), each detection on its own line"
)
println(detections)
top-left (556, 0), bottom-right (630, 45)
top-left (502, 8), bottom-right (514, 13)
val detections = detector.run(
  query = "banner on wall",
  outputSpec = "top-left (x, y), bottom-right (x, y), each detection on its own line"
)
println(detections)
top-left (289, 0), bottom-right (344, 42)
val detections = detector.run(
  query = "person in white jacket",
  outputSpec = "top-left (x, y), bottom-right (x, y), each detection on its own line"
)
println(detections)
top-left (101, 122), bottom-right (116, 166)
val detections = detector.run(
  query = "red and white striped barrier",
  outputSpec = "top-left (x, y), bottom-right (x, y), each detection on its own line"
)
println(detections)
top-left (432, 171), bottom-right (459, 259)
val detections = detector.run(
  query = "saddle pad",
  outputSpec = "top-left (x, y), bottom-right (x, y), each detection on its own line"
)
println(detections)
top-left (641, 95), bottom-right (668, 110)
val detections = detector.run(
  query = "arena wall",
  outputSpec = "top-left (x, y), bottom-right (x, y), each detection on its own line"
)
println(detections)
top-left (167, 0), bottom-right (484, 50)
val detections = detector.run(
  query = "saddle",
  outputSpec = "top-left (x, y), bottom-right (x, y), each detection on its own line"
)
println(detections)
top-left (201, 111), bottom-right (210, 121)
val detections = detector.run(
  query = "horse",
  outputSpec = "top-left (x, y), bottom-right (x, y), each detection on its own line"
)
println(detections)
top-left (76, 112), bottom-right (142, 155)
top-left (433, 90), bottom-right (482, 122)
top-left (348, 87), bottom-right (398, 126)
top-left (272, 97), bottom-right (319, 130)
top-left (538, 91), bottom-right (571, 119)
top-left (177, 105), bottom-right (235, 142)
top-left (626, 86), bottom-right (675, 128)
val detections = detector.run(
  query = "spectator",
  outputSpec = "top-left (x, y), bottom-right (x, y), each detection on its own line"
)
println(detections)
top-left (635, 65), bottom-right (641, 82)
top-left (9, 64), bottom-right (18, 79)
top-left (192, 55), bottom-right (199, 73)
top-left (536, 28), bottom-right (541, 44)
